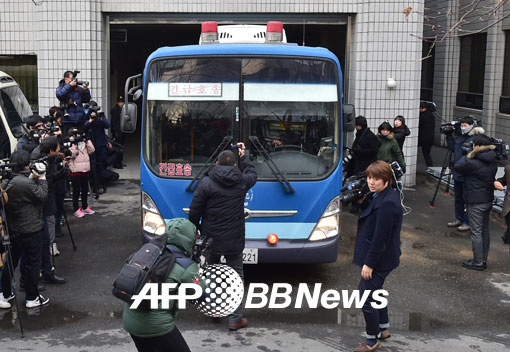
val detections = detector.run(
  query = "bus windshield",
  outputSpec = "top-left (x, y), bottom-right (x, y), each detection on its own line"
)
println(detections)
top-left (145, 56), bottom-right (339, 180)
top-left (0, 85), bottom-right (31, 138)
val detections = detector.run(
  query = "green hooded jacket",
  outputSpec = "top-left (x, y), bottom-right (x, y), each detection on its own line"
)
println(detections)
top-left (377, 132), bottom-right (406, 169)
top-left (122, 218), bottom-right (205, 338)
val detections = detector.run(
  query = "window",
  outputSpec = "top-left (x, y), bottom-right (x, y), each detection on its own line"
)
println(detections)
top-left (420, 41), bottom-right (435, 102)
top-left (457, 33), bottom-right (487, 109)
top-left (0, 55), bottom-right (38, 112)
top-left (500, 31), bottom-right (510, 113)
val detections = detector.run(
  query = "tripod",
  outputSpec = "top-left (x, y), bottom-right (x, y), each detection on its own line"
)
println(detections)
top-left (0, 189), bottom-right (25, 338)
top-left (429, 149), bottom-right (453, 208)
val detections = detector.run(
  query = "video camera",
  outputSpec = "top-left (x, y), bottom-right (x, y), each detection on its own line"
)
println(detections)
top-left (71, 70), bottom-right (89, 86)
top-left (461, 137), bottom-right (510, 160)
top-left (339, 161), bottom-right (404, 207)
top-left (42, 115), bottom-right (61, 135)
top-left (29, 156), bottom-right (48, 176)
top-left (440, 116), bottom-right (480, 136)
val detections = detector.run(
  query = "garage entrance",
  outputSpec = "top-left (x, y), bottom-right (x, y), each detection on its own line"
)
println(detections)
top-left (108, 15), bottom-right (348, 174)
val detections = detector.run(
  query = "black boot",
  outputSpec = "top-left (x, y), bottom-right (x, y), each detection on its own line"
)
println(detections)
top-left (502, 234), bottom-right (510, 244)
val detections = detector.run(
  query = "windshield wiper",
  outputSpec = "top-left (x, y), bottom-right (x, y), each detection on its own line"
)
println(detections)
top-left (249, 136), bottom-right (295, 194)
top-left (185, 136), bottom-right (233, 193)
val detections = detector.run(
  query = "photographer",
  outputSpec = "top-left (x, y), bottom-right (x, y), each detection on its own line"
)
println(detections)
top-left (346, 116), bottom-right (379, 178)
top-left (352, 161), bottom-right (402, 352)
top-left (31, 136), bottom-right (66, 283)
top-left (454, 134), bottom-right (497, 271)
top-left (445, 115), bottom-right (485, 232)
top-left (16, 114), bottom-right (45, 154)
top-left (0, 150), bottom-right (49, 309)
top-left (123, 218), bottom-right (206, 352)
top-left (84, 101), bottom-right (111, 194)
top-left (188, 143), bottom-right (257, 331)
top-left (67, 128), bottom-right (95, 217)
top-left (56, 70), bottom-right (91, 128)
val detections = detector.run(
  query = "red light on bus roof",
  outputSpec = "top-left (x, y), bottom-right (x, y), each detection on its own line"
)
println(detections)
top-left (201, 21), bottom-right (218, 33)
top-left (267, 233), bottom-right (279, 245)
top-left (266, 21), bottom-right (283, 33)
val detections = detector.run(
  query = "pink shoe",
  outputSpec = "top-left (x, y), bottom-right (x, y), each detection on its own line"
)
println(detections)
top-left (74, 209), bottom-right (85, 218)
top-left (82, 207), bottom-right (95, 215)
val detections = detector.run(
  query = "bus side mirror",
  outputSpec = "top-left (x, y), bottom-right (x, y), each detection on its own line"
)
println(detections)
top-left (343, 104), bottom-right (355, 132)
top-left (121, 102), bottom-right (137, 133)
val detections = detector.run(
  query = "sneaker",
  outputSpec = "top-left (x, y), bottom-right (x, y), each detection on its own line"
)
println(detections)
top-left (457, 223), bottom-right (470, 232)
top-left (74, 209), bottom-right (85, 218)
top-left (447, 219), bottom-right (462, 227)
top-left (0, 296), bottom-right (11, 309)
top-left (82, 206), bottom-right (95, 215)
top-left (25, 295), bottom-right (49, 309)
top-left (51, 242), bottom-right (61, 256)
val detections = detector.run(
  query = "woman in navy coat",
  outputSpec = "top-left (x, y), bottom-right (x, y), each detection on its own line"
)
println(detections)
top-left (352, 161), bottom-right (403, 352)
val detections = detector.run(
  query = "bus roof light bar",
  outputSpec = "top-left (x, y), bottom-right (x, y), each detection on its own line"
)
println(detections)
top-left (265, 21), bottom-right (284, 43)
top-left (200, 21), bottom-right (219, 44)
top-left (249, 136), bottom-right (295, 194)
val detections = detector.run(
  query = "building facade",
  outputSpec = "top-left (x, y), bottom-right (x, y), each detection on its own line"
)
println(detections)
top-left (0, 0), bottom-right (425, 185)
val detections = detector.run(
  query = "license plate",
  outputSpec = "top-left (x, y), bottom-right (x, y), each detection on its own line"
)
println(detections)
top-left (220, 248), bottom-right (258, 264)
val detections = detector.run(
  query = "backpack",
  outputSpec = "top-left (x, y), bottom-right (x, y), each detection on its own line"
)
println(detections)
top-left (112, 236), bottom-right (194, 310)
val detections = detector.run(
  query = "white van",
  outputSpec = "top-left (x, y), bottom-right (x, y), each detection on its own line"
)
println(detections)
top-left (0, 70), bottom-right (32, 158)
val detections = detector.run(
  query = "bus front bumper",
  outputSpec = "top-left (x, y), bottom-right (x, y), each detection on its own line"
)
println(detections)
top-left (245, 235), bottom-right (339, 263)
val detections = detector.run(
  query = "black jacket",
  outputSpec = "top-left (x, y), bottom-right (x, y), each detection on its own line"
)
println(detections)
top-left (349, 127), bottom-right (379, 175)
top-left (2, 169), bottom-right (48, 234)
top-left (31, 147), bottom-right (66, 216)
top-left (454, 145), bottom-right (497, 204)
top-left (353, 186), bottom-right (402, 272)
top-left (394, 125), bottom-right (410, 152)
top-left (418, 110), bottom-right (435, 146)
top-left (447, 127), bottom-right (485, 182)
top-left (189, 156), bottom-right (257, 255)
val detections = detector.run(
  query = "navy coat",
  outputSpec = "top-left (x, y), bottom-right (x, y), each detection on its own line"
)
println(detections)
top-left (353, 186), bottom-right (402, 272)
top-left (189, 155), bottom-right (257, 255)
top-left (56, 80), bottom-right (91, 124)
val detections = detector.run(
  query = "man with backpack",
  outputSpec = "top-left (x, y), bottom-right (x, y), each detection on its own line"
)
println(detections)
top-left (122, 218), bottom-right (205, 352)
top-left (188, 143), bottom-right (257, 331)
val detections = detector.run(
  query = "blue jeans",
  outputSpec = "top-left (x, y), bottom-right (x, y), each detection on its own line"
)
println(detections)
top-left (454, 181), bottom-right (469, 224)
top-left (357, 270), bottom-right (391, 339)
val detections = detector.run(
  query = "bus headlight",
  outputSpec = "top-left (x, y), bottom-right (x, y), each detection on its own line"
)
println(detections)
top-left (308, 195), bottom-right (340, 241)
top-left (142, 192), bottom-right (166, 236)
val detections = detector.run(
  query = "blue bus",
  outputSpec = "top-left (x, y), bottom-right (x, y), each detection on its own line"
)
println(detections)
top-left (121, 22), bottom-right (355, 264)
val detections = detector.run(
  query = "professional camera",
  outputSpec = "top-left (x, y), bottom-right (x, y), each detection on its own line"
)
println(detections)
top-left (0, 159), bottom-right (14, 180)
top-left (439, 120), bottom-right (461, 136)
top-left (461, 137), bottom-right (510, 160)
top-left (71, 70), bottom-right (89, 86)
top-left (29, 157), bottom-right (48, 176)
top-left (440, 116), bottom-right (480, 136)
top-left (339, 173), bottom-right (369, 206)
top-left (192, 236), bottom-right (213, 268)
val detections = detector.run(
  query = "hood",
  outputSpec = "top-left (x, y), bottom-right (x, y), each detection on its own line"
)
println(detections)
top-left (395, 125), bottom-right (410, 135)
top-left (165, 218), bottom-right (196, 256)
top-left (467, 145), bottom-right (497, 162)
top-left (208, 165), bottom-right (242, 187)
top-left (378, 132), bottom-right (394, 140)
top-left (468, 126), bottom-right (485, 136)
